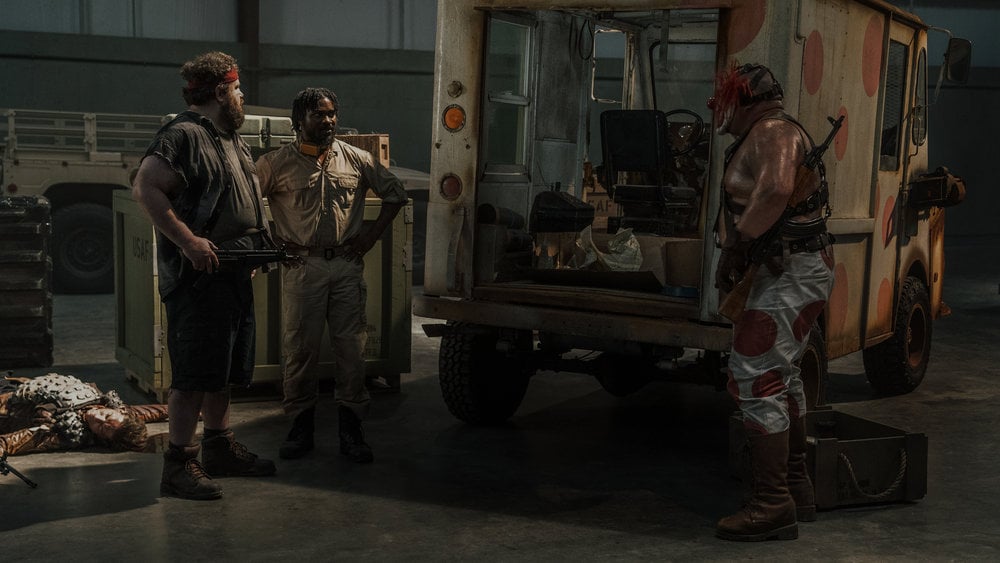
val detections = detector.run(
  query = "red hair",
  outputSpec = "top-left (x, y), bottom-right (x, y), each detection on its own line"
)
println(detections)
top-left (711, 61), bottom-right (752, 112)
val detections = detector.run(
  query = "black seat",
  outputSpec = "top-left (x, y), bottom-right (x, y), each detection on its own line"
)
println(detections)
top-left (599, 109), bottom-right (697, 235)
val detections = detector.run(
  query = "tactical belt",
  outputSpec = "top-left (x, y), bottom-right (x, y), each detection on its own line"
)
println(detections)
top-left (766, 232), bottom-right (835, 256)
top-left (286, 245), bottom-right (348, 260)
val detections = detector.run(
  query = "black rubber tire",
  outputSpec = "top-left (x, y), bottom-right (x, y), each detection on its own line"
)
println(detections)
top-left (438, 323), bottom-right (532, 425)
top-left (797, 321), bottom-right (828, 410)
top-left (51, 203), bottom-right (114, 294)
top-left (862, 276), bottom-right (932, 395)
top-left (595, 353), bottom-right (650, 397)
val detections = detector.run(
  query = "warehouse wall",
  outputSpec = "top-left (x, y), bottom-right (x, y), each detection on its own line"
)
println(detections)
top-left (0, 29), bottom-right (435, 171)
top-left (892, 2), bottom-right (1000, 235)
top-left (0, 0), bottom-right (436, 171)
top-left (0, 0), bottom-right (996, 234)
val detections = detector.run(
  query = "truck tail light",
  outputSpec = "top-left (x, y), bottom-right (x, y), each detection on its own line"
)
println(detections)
top-left (443, 105), bottom-right (466, 132)
top-left (440, 174), bottom-right (462, 200)
top-left (6, 183), bottom-right (17, 193)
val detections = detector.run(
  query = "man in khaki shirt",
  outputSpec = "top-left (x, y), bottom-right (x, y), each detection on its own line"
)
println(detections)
top-left (256, 87), bottom-right (407, 463)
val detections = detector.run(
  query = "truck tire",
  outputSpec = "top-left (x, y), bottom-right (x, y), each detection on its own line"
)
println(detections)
top-left (595, 353), bottom-right (650, 397)
top-left (51, 202), bottom-right (114, 294)
top-left (862, 276), bottom-right (932, 395)
top-left (438, 323), bottom-right (532, 425)
top-left (798, 321), bottom-right (828, 410)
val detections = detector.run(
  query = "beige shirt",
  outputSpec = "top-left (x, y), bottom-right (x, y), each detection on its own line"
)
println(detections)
top-left (256, 139), bottom-right (408, 248)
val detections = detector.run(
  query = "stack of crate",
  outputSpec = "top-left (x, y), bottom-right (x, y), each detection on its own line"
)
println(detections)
top-left (0, 195), bottom-right (53, 368)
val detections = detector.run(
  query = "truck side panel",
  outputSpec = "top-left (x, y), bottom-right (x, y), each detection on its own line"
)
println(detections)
top-left (722, 1), bottom-right (933, 358)
top-left (795, 1), bottom-right (892, 357)
top-left (425, 0), bottom-right (485, 298)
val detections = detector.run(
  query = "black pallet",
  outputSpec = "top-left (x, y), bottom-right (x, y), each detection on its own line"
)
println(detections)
top-left (0, 196), bottom-right (53, 369)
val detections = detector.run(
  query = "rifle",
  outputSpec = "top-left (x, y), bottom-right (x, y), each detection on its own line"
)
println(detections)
top-left (718, 115), bottom-right (844, 323)
top-left (192, 247), bottom-right (304, 290)
top-left (1, 453), bottom-right (38, 488)
top-left (213, 247), bottom-right (304, 269)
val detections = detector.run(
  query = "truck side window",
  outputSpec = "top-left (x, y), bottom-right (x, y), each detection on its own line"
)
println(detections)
top-left (483, 17), bottom-right (532, 168)
top-left (880, 40), bottom-right (908, 171)
top-left (912, 48), bottom-right (928, 146)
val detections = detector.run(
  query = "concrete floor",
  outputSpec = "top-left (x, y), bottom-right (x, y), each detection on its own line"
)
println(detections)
top-left (3, 236), bottom-right (1000, 561)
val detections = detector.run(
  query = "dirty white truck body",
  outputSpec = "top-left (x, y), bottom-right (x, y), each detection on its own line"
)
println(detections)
top-left (415, 0), bottom-right (969, 423)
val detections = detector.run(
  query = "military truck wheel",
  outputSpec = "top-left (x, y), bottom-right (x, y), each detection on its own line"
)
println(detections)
top-left (862, 276), bottom-right (932, 395)
top-left (51, 203), bottom-right (114, 294)
top-left (797, 321), bottom-right (828, 410)
top-left (439, 323), bottom-right (533, 425)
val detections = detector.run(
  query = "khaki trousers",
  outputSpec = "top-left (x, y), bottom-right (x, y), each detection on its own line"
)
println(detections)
top-left (280, 256), bottom-right (369, 419)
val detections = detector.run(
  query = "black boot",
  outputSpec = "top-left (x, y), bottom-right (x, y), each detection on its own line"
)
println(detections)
top-left (201, 429), bottom-right (277, 477)
top-left (338, 406), bottom-right (373, 463)
top-left (279, 407), bottom-right (315, 460)
top-left (161, 443), bottom-right (222, 500)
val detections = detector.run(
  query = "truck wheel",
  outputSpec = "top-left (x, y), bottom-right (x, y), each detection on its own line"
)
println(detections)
top-left (51, 203), bottom-right (114, 294)
top-left (595, 353), bottom-right (650, 397)
top-left (439, 323), bottom-right (533, 425)
top-left (797, 321), bottom-right (828, 410)
top-left (862, 276), bottom-right (932, 395)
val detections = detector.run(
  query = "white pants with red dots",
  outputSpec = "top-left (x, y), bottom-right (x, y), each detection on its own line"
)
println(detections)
top-left (727, 247), bottom-right (835, 435)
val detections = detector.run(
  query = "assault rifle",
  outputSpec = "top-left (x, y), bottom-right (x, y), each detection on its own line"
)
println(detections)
top-left (1, 452), bottom-right (38, 488)
top-left (213, 247), bottom-right (304, 269)
top-left (718, 115), bottom-right (844, 323)
top-left (192, 247), bottom-right (304, 290)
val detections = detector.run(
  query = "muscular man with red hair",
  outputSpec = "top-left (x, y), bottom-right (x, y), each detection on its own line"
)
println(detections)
top-left (711, 63), bottom-right (835, 542)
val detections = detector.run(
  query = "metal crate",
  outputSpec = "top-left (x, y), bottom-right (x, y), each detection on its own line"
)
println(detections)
top-left (113, 191), bottom-right (412, 402)
top-left (728, 407), bottom-right (928, 510)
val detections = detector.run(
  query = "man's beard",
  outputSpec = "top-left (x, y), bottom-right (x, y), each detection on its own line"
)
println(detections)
top-left (314, 127), bottom-right (335, 146)
top-left (220, 97), bottom-right (245, 131)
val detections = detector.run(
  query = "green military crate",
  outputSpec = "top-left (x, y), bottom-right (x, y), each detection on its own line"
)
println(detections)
top-left (113, 190), bottom-right (412, 402)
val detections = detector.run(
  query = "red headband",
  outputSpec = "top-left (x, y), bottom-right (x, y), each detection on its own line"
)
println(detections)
top-left (186, 68), bottom-right (239, 90)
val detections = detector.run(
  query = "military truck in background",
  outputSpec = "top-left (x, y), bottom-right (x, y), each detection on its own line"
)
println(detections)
top-left (0, 108), bottom-right (295, 293)
top-left (416, 0), bottom-right (972, 425)
top-left (0, 107), bottom-right (430, 292)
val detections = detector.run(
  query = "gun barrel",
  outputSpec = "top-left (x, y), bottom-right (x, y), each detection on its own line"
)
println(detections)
top-left (803, 115), bottom-right (845, 170)
top-left (1, 456), bottom-right (39, 488)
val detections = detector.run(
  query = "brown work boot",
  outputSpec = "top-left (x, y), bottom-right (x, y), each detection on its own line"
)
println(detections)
top-left (788, 416), bottom-right (817, 522)
top-left (201, 429), bottom-right (277, 477)
top-left (338, 406), bottom-right (374, 463)
top-left (717, 430), bottom-right (798, 541)
top-left (279, 407), bottom-right (315, 460)
top-left (160, 443), bottom-right (222, 500)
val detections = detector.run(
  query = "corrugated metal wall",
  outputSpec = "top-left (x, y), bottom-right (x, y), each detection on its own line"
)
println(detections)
top-left (0, 0), bottom-right (996, 233)
top-left (0, 0), bottom-right (435, 49)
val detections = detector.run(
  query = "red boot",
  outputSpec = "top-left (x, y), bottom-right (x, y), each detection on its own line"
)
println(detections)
top-left (717, 430), bottom-right (798, 541)
top-left (788, 416), bottom-right (817, 522)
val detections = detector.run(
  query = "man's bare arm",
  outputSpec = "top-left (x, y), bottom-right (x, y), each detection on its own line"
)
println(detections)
top-left (736, 120), bottom-right (805, 239)
top-left (132, 156), bottom-right (220, 273)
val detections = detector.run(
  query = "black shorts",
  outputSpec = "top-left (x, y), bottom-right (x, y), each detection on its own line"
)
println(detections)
top-left (164, 273), bottom-right (256, 392)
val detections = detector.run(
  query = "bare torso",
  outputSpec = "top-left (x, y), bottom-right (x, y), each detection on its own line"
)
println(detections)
top-left (723, 111), bottom-right (820, 241)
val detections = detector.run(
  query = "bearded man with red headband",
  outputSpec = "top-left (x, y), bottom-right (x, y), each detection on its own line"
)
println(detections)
top-left (709, 63), bottom-right (835, 541)
top-left (133, 51), bottom-right (277, 500)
